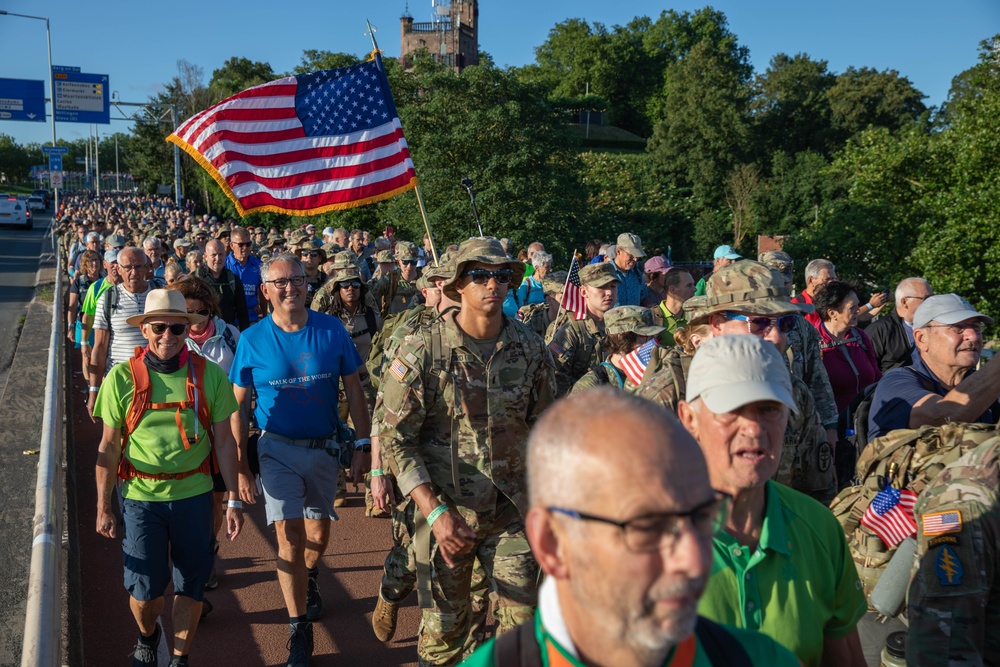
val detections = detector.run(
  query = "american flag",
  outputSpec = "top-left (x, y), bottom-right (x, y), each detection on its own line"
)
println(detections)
top-left (861, 486), bottom-right (918, 548)
top-left (560, 255), bottom-right (587, 321)
top-left (620, 338), bottom-right (658, 386)
top-left (167, 53), bottom-right (417, 217)
top-left (921, 510), bottom-right (963, 536)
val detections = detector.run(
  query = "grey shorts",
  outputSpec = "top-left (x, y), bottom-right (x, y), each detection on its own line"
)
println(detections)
top-left (257, 434), bottom-right (340, 525)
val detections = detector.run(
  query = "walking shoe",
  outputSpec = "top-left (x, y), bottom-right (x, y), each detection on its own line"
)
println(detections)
top-left (372, 592), bottom-right (400, 642)
top-left (306, 568), bottom-right (323, 621)
top-left (286, 621), bottom-right (314, 667)
top-left (333, 492), bottom-right (347, 508)
top-left (168, 656), bottom-right (189, 667)
top-left (200, 596), bottom-right (213, 620)
top-left (130, 624), bottom-right (160, 666)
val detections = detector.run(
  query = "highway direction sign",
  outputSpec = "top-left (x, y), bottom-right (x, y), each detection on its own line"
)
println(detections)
top-left (52, 66), bottom-right (109, 124)
top-left (48, 154), bottom-right (63, 172)
top-left (0, 78), bottom-right (46, 122)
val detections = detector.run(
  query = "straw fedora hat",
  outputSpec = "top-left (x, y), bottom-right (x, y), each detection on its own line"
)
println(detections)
top-left (126, 288), bottom-right (208, 327)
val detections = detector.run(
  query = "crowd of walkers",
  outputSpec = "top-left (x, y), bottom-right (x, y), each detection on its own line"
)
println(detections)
top-left (52, 191), bottom-right (999, 667)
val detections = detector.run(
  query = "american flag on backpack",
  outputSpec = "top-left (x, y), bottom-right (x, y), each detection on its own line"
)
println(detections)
top-left (560, 255), bottom-right (587, 321)
top-left (620, 338), bottom-right (658, 386)
top-left (860, 485), bottom-right (918, 548)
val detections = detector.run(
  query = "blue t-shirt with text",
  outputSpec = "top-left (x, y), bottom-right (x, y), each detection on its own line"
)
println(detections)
top-left (229, 311), bottom-right (361, 438)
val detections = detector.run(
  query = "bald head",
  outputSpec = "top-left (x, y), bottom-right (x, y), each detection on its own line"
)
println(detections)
top-left (528, 389), bottom-right (709, 510)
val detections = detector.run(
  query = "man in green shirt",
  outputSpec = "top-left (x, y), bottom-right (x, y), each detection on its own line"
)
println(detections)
top-left (678, 335), bottom-right (866, 667)
top-left (462, 389), bottom-right (799, 667)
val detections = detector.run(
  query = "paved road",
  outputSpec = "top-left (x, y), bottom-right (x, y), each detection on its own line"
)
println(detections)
top-left (69, 351), bottom-right (434, 666)
top-left (0, 213), bottom-right (49, 390)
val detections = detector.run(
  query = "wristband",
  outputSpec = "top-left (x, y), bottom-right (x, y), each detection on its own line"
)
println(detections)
top-left (354, 437), bottom-right (371, 450)
top-left (426, 504), bottom-right (449, 527)
top-left (89, 386), bottom-right (99, 393)
top-left (227, 500), bottom-right (243, 509)
top-left (864, 302), bottom-right (874, 311)
top-left (370, 468), bottom-right (384, 477)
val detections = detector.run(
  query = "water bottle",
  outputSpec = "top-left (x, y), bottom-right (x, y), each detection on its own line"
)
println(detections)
top-left (880, 630), bottom-right (907, 667)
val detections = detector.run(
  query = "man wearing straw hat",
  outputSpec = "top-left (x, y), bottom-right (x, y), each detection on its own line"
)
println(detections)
top-left (93, 289), bottom-right (245, 667)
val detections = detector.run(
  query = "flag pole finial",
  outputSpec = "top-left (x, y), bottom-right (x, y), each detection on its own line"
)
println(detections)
top-left (365, 20), bottom-right (381, 55)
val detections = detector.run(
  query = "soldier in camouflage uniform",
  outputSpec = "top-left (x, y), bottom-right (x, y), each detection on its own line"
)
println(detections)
top-left (369, 241), bottom-right (420, 318)
top-left (759, 251), bottom-right (839, 439)
top-left (288, 235), bottom-right (327, 308)
top-left (378, 237), bottom-right (556, 665)
top-left (637, 261), bottom-right (836, 502)
top-left (545, 262), bottom-right (620, 396)
top-left (517, 273), bottom-right (565, 337)
top-left (906, 436), bottom-right (1000, 666)
top-left (571, 305), bottom-right (664, 393)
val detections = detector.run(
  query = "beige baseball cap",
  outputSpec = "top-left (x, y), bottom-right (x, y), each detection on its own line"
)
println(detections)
top-left (686, 334), bottom-right (797, 415)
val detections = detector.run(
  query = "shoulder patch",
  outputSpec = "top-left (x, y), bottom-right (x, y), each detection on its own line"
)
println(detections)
top-left (548, 341), bottom-right (565, 357)
top-left (389, 357), bottom-right (409, 383)
top-left (922, 510), bottom-right (963, 536)
top-left (934, 545), bottom-right (963, 586)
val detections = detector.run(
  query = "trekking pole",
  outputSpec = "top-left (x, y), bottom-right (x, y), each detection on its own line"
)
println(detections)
top-left (461, 177), bottom-right (484, 237)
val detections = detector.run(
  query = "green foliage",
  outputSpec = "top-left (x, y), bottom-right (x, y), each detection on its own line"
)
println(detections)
top-left (293, 51), bottom-right (362, 75)
top-left (209, 57), bottom-right (276, 99)
top-left (826, 66), bottom-right (928, 144)
top-left (752, 53), bottom-right (837, 158)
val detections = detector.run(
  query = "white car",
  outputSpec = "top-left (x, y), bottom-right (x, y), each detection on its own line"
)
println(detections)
top-left (27, 196), bottom-right (45, 212)
top-left (0, 195), bottom-right (31, 230)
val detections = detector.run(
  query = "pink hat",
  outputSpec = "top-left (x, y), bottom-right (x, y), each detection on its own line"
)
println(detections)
top-left (643, 255), bottom-right (670, 274)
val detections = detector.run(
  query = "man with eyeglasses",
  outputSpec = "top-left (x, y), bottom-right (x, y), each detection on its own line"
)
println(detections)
top-left (89, 248), bottom-right (157, 421)
top-left (461, 388), bottom-right (799, 667)
top-left (866, 277), bottom-right (935, 373)
top-left (229, 252), bottom-right (371, 666)
top-left (612, 232), bottom-right (649, 307)
top-left (867, 294), bottom-right (1000, 442)
top-left (197, 240), bottom-right (250, 330)
top-left (638, 260), bottom-right (837, 502)
top-left (678, 335), bottom-right (867, 667)
top-left (225, 227), bottom-right (263, 325)
top-left (368, 240), bottom-right (420, 318)
top-left (546, 262), bottom-right (621, 397)
top-left (142, 236), bottom-right (166, 281)
top-left (378, 237), bottom-right (556, 665)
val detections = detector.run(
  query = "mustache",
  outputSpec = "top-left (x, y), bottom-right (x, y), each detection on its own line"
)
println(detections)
top-left (645, 576), bottom-right (706, 608)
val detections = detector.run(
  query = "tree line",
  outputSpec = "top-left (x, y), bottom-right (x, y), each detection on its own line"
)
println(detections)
top-left (1, 9), bottom-right (997, 310)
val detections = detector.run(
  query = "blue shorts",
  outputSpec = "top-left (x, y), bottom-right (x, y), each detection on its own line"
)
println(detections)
top-left (258, 434), bottom-right (340, 525)
top-left (122, 492), bottom-right (214, 602)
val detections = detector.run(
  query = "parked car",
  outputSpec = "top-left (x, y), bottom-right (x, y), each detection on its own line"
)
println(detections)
top-left (0, 195), bottom-right (31, 230)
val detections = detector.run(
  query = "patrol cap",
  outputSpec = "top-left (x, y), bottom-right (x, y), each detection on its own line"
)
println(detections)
top-left (604, 306), bottom-right (665, 337)
top-left (329, 250), bottom-right (358, 271)
top-left (173, 238), bottom-right (192, 249)
top-left (689, 260), bottom-right (811, 326)
top-left (617, 232), bottom-right (646, 258)
top-left (913, 294), bottom-right (994, 329)
top-left (443, 236), bottom-right (525, 302)
top-left (330, 268), bottom-right (362, 286)
top-left (375, 249), bottom-right (395, 263)
top-left (714, 244), bottom-right (742, 261)
top-left (394, 241), bottom-right (420, 261)
top-left (542, 272), bottom-right (566, 297)
top-left (758, 250), bottom-right (794, 281)
top-left (686, 334), bottom-right (798, 415)
top-left (578, 262), bottom-right (620, 289)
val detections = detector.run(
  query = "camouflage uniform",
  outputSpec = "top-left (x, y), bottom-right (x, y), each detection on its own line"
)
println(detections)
top-left (544, 263), bottom-right (620, 396)
top-left (378, 237), bottom-right (556, 665)
top-left (907, 437), bottom-right (1000, 666)
top-left (571, 306), bottom-right (663, 395)
top-left (369, 246), bottom-right (419, 318)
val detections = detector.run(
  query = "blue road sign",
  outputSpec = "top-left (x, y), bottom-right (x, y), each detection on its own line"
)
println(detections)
top-left (48, 154), bottom-right (63, 172)
top-left (41, 146), bottom-right (69, 154)
top-left (0, 78), bottom-right (46, 122)
top-left (52, 66), bottom-right (109, 124)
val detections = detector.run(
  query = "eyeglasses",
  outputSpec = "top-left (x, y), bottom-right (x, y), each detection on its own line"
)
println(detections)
top-left (148, 322), bottom-right (188, 335)
top-left (233, 241), bottom-right (252, 248)
top-left (548, 491), bottom-right (731, 554)
top-left (118, 264), bottom-right (145, 273)
top-left (400, 259), bottom-right (419, 266)
top-left (924, 322), bottom-right (984, 336)
top-left (338, 281), bottom-right (362, 289)
top-left (265, 275), bottom-right (307, 289)
top-left (187, 309), bottom-right (211, 317)
top-left (299, 250), bottom-right (320, 257)
top-left (463, 268), bottom-right (514, 285)
top-left (723, 312), bottom-right (797, 334)
top-left (902, 295), bottom-right (928, 302)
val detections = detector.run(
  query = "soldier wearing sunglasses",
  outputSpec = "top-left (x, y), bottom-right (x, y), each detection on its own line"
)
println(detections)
top-left (368, 240), bottom-right (421, 318)
top-left (638, 261), bottom-right (837, 503)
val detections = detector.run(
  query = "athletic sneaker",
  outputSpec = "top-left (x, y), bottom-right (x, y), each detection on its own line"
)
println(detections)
top-left (286, 621), bottom-right (313, 667)
top-left (306, 568), bottom-right (323, 621)
top-left (167, 656), bottom-right (189, 667)
top-left (130, 624), bottom-right (160, 666)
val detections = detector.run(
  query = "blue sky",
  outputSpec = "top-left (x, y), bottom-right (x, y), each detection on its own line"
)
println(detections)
top-left (2, 0), bottom-right (997, 146)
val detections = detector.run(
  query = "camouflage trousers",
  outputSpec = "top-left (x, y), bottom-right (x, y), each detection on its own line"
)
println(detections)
top-left (381, 495), bottom-right (490, 659)
top-left (418, 495), bottom-right (538, 666)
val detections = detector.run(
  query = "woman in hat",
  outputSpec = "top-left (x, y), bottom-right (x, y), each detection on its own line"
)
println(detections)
top-left (571, 305), bottom-right (664, 393)
top-left (325, 267), bottom-right (381, 406)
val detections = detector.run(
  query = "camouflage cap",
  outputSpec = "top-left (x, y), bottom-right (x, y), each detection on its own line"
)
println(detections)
top-left (758, 250), bottom-right (794, 280)
top-left (330, 268), bottom-right (362, 286)
top-left (423, 251), bottom-right (455, 282)
top-left (329, 250), bottom-right (358, 271)
top-left (578, 262), bottom-right (620, 288)
top-left (297, 237), bottom-right (327, 261)
top-left (604, 306), bottom-right (665, 337)
top-left (266, 234), bottom-right (286, 248)
top-left (322, 242), bottom-right (340, 257)
top-left (689, 260), bottom-right (811, 325)
top-left (442, 236), bottom-right (525, 302)
top-left (394, 241), bottom-right (419, 261)
top-left (258, 249), bottom-right (273, 262)
top-left (542, 272), bottom-right (566, 298)
top-left (375, 249), bottom-right (395, 263)
top-left (287, 231), bottom-right (309, 248)
top-left (682, 295), bottom-right (710, 322)
top-left (214, 225), bottom-right (231, 238)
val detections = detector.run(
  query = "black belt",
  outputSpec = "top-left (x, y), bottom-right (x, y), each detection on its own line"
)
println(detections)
top-left (261, 431), bottom-right (334, 449)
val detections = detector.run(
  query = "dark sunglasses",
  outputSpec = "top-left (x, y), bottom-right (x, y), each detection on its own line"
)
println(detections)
top-left (400, 259), bottom-right (419, 266)
top-left (148, 322), bottom-right (188, 335)
top-left (300, 250), bottom-right (320, 257)
top-left (233, 241), bottom-right (252, 248)
top-left (338, 281), bottom-right (362, 289)
top-left (187, 309), bottom-right (211, 317)
top-left (463, 268), bottom-right (514, 285)
top-left (723, 312), bottom-right (798, 334)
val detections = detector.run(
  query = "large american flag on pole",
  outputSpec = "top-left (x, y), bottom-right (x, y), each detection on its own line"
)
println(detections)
top-left (560, 255), bottom-right (587, 321)
top-left (860, 485), bottom-right (918, 548)
top-left (166, 53), bottom-right (417, 217)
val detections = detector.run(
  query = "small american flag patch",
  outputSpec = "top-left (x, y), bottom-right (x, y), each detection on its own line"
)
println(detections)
top-left (922, 510), bottom-right (963, 536)
top-left (389, 358), bottom-right (409, 383)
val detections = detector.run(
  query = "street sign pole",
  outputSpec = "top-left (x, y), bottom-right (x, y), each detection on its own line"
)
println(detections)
top-left (44, 17), bottom-right (58, 216)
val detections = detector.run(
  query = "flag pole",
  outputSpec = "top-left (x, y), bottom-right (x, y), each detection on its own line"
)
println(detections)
top-left (365, 18), bottom-right (439, 266)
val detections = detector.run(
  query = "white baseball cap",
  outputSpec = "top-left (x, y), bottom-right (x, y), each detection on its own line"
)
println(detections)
top-left (686, 335), bottom-right (797, 415)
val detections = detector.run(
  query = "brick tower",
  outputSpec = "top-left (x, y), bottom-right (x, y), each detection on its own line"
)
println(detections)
top-left (400, 0), bottom-right (479, 73)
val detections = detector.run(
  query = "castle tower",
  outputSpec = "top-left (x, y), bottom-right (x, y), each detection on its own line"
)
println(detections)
top-left (400, 0), bottom-right (479, 73)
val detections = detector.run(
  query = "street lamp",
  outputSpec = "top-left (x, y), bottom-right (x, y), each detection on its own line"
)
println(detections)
top-left (0, 10), bottom-right (60, 216)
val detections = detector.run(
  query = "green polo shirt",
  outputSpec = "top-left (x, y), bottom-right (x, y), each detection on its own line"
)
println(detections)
top-left (460, 612), bottom-right (800, 667)
top-left (698, 480), bottom-right (866, 667)
top-left (656, 301), bottom-right (687, 345)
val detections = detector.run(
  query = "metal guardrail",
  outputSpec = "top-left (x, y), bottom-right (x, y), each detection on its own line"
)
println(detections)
top-left (21, 240), bottom-right (64, 667)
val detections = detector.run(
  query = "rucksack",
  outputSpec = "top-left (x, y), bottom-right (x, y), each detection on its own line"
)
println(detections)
top-left (517, 302), bottom-right (550, 337)
top-left (117, 347), bottom-right (216, 482)
top-left (830, 421), bottom-right (999, 600)
top-left (366, 306), bottom-right (431, 390)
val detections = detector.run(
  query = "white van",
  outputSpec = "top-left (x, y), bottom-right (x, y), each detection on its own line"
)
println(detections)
top-left (0, 194), bottom-right (31, 230)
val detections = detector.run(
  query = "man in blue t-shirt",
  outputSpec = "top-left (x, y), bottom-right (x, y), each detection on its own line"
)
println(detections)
top-left (226, 227), bottom-right (263, 323)
top-left (230, 252), bottom-right (371, 665)
top-left (868, 294), bottom-right (1000, 442)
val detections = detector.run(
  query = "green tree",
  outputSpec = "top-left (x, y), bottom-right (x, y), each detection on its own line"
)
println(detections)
top-left (0, 134), bottom-right (30, 182)
top-left (752, 53), bottom-right (837, 158)
top-left (209, 57), bottom-right (276, 100)
top-left (293, 50), bottom-right (362, 75)
top-left (826, 66), bottom-right (928, 143)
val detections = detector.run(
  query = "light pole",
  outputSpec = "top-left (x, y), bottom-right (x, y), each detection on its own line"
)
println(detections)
top-left (0, 10), bottom-right (60, 216)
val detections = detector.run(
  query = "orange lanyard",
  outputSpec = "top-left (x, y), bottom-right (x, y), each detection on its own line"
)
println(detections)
top-left (542, 634), bottom-right (697, 667)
